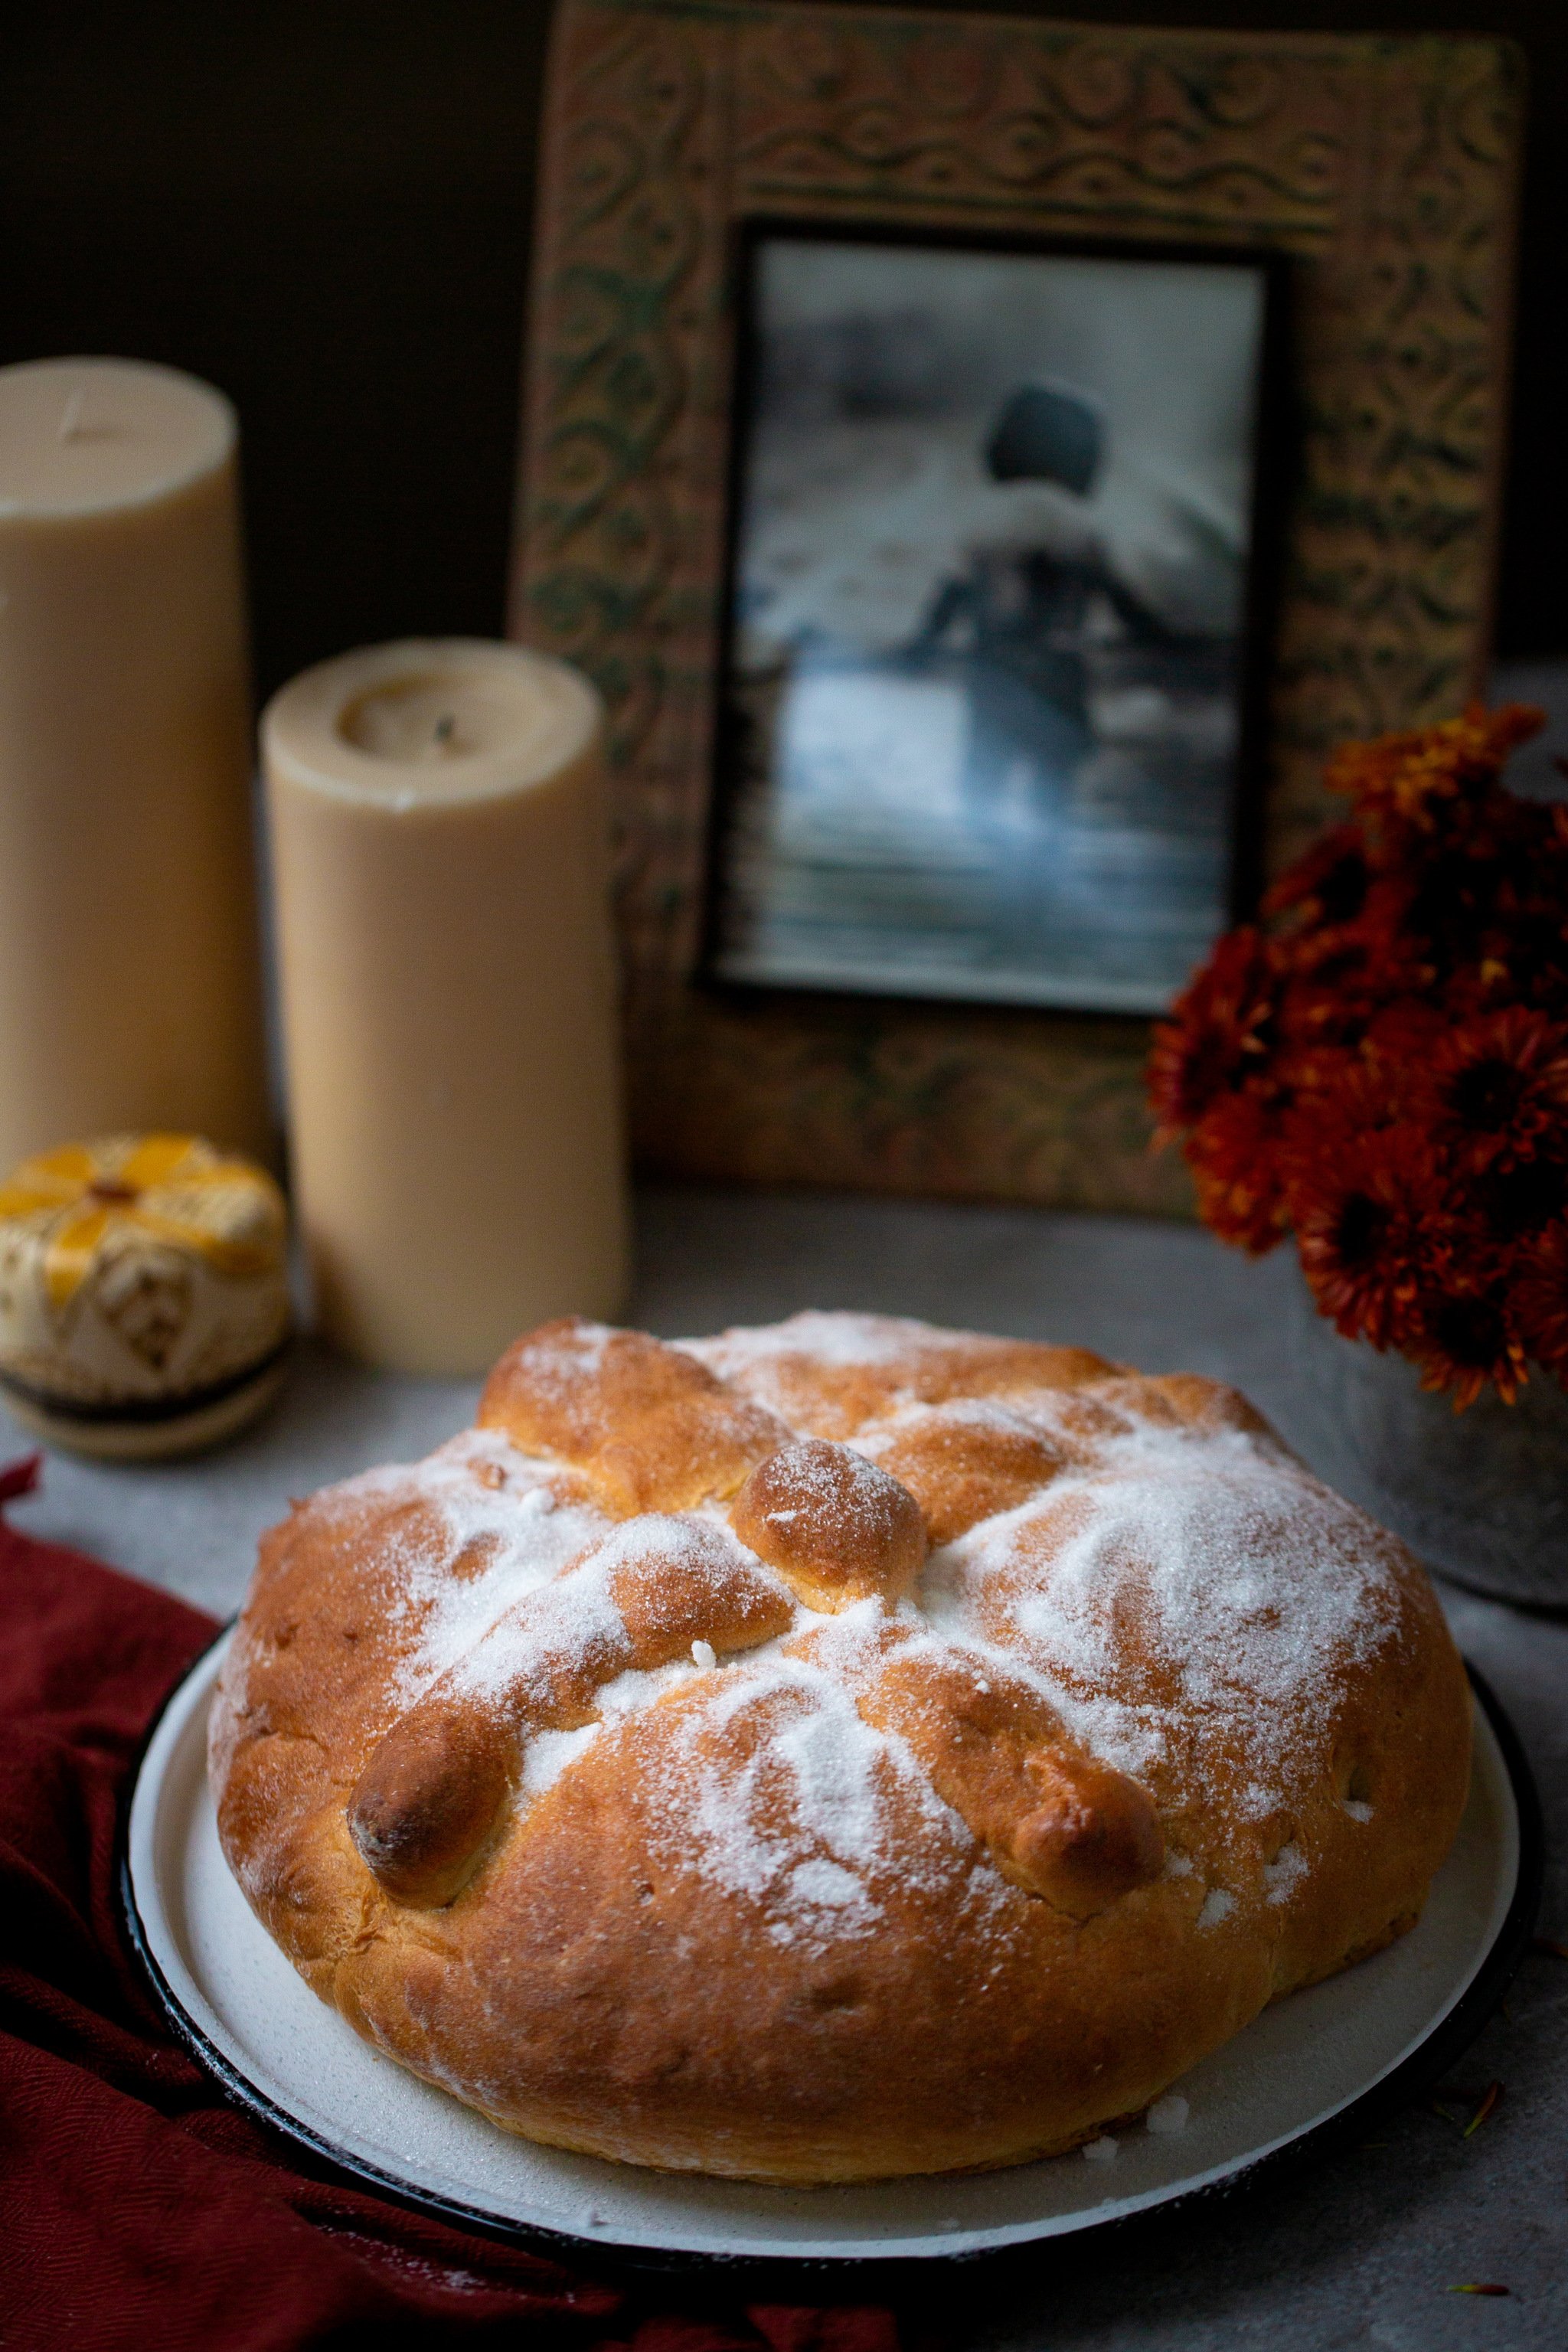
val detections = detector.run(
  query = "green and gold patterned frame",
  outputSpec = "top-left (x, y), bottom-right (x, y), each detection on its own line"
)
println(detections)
top-left (511, 0), bottom-right (1521, 1214)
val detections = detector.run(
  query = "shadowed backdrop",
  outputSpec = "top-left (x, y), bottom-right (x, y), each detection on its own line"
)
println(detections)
top-left (5, 0), bottom-right (1563, 706)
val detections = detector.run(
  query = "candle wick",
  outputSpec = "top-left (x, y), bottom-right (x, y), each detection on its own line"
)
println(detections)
top-left (59, 390), bottom-right (85, 443)
top-left (433, 713), bottom-right (456, 746)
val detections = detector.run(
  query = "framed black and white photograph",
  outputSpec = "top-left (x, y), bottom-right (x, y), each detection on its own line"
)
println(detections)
top-left (704, 225), bottom-right (1284, 1016)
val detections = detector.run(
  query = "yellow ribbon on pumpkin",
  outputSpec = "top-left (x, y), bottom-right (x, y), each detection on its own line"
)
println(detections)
top-left (0, 1135), bottom-right (285, 1318)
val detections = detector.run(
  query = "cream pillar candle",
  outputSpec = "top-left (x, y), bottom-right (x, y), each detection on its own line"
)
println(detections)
top-left (262, 639), bottom-right (629, 1374)
top-left (0, 357), bottom-right (270, 1168)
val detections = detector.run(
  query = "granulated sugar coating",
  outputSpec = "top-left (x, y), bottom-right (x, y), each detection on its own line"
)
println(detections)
top-left (939, 1435), bottom-right (1409, 1808)
top-left (319, 1431), bottom-right (614, 1700)
top-left (211, 1310), bottom-right (1472, 2184)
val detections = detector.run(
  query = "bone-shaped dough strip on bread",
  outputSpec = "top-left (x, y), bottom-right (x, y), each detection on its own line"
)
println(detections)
top-left (798, 1619), bottom-right (1164, 1916)
top-left (348, 1517), bottom-right (793, 1905)
top-left (478, 1317), bottom-right (792, 1516)
top-left (694, 1315), bottom-right (1120, 1441)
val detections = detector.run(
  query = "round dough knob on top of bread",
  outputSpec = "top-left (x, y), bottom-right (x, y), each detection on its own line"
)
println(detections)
top-left (729, 1436), bottom-right (927, 1612)
top-left (211, 1309), bottom-right (1472, 2183)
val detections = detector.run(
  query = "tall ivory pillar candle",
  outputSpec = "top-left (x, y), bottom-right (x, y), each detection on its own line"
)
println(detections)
top-left (0, 357), bottom-right (270, 1167)
top-left (262, 639), bottom-right (629, 1373)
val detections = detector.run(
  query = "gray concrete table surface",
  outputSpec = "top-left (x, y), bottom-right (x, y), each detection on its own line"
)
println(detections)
top-left (5, 1184), bottom-right (1564, 2350)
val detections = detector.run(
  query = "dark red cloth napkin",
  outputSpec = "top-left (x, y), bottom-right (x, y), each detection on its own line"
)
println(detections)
top-left (0, 1459), bottom-right (913, 2352)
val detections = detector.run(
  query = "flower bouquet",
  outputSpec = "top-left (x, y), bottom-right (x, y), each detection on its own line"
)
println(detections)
top-left (1148, 705), bottom-right (1568, 1413)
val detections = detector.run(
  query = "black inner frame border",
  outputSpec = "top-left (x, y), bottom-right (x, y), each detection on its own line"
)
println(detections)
top-left (695, 211), bottom-right (1298, 1025)
top-left (116, 1634), bottom-right (1540, 2294)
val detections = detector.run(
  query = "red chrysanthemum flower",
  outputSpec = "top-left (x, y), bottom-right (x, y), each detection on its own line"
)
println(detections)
top-left (1361, 998), bottom-right (1450, 1083)
top-left (1269, 1040), bottom-right (1362, 1120)
top-left (1274, 918), bottom-right (1429, 1053)
top-left (1418, 1007), bottom-right (1568, 1175)
top-left (1283, 1121), bottom-right (1452, 1350)
top-left (1262, 821), bottom-right (1369, 928)
top-left (1472, 1155), bottom-right (1568, 1249)
top-left (1145, 701), bottom-right (1567, 1403)
top-left (1514, 1220), bottom-right (1568, 1376)
top-left (1148, 928), bottom-right (1278, 1143)
top-left (1348, 873), bottom-right (1430, 968)
top-left (1406, 1281), bottom-right (1529, 1411)
top-left (1187, 1092), bottom-right (1288, 1253)
top-left (1325, 703), bottom-right (1544, 838)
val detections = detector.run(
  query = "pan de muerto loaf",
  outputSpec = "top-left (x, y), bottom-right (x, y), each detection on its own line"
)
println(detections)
top-left (210, 1312), bottom-right (1471, 2181)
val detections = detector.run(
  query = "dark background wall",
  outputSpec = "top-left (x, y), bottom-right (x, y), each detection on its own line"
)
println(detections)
top-left (5, 0), bottom-right (1562, 707)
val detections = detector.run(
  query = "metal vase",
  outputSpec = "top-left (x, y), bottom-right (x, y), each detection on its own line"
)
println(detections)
top-left (1286, 1264), bottom-right (1568, 1610)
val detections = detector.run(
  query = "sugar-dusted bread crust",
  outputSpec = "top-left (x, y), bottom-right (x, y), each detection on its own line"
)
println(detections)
top-left (210, 1312), bottom-right (1471, 2181)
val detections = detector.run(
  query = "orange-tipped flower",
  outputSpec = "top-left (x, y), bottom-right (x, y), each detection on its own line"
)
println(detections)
top-left (1325, 702), bottom-right (1544, 836)
top-left (1408, 1282), bottom-right (1529, 1411)
top-left (1285, 1121), bottom-right (1451, 1351)
top-left (1417, 1007), bottom-right (1568, 1176)
top-left (1146, 704), bottom-right (1566, 1406)
top-left (1148, 928), bottom-right (1279, 1145)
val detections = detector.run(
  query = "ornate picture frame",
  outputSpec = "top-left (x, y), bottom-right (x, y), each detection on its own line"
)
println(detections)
top-left (511, 0), bottom-right (1521, 1214)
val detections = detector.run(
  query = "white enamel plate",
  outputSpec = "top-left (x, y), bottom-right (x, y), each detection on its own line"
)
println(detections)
top-left (122, 1634), bottom-right (1538, 2269)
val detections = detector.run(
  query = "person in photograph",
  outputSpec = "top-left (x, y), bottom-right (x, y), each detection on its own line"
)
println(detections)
top-left (908, 378), bottom-right (1182, 830)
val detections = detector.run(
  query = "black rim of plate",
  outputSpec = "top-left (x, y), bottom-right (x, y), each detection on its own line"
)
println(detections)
top-left (116, 1632), bottom-right (1544, 2283)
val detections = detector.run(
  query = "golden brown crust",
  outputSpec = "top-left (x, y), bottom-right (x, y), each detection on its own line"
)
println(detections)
top-left (854, 1401), bottom-right (1077, 1544)
top-left (211, 1310), bottom-right (1472, 2182)
top-left (478, 1317), bottom-right (788, 1513)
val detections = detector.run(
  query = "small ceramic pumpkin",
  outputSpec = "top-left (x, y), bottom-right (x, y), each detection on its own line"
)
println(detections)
top-left (0, 1133), bottom-right (291, 1459)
